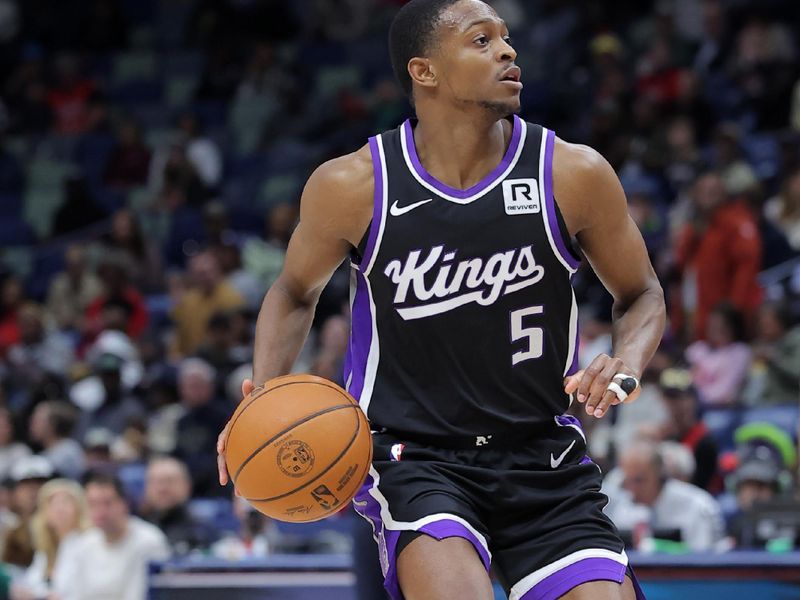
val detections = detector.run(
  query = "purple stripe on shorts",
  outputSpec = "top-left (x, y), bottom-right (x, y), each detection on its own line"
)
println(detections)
top-left (352, 475), bottom-right (491, 600)
top-left (543, 128), bottom-right (581, 271)
top-left (418, 520), bottom-right (491, 572)
top-left (579, 455), bottom-right (593, 466)
top-left (346, 270), bottom-right (372, 402)
top-left (521, 557), bottom-right (626, 600)
top-left (403, 115), bottom-right (522, 200)
top-left (555, 414), bottom-right (583, 433)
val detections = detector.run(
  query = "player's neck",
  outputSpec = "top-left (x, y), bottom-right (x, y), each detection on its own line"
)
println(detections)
top-left (412, 108), bottom-right (511, 191)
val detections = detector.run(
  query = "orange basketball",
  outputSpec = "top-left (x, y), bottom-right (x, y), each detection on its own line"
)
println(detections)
top-left (225, 374), bottom-right (373, 523)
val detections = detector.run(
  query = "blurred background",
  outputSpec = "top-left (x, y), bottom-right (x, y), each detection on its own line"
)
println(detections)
top-left (0, 0), bottom-right (798, 598)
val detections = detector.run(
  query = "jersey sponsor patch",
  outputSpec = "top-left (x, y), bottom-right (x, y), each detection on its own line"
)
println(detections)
top-left (502, 178), bottom-right (540, 215)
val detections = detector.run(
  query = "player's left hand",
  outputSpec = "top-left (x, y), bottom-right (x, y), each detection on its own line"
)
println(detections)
top-left (563, 354), bottom-right (640, 419)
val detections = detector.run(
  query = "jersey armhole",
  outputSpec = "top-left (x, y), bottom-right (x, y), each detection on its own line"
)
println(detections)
top-left (542, 128), bottom-right (582, 272)
top-left (552, 198), bottom-right (582, 266)
top-left (354, 135), bottom-right (388, 274)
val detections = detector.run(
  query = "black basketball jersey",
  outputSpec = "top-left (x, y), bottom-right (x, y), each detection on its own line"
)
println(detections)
top-left (343, 115), bottom-right (583, 439)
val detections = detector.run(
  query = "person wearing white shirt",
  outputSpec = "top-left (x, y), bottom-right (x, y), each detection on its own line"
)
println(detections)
top-left (604, 440), bottom-right (724, 552)
top-left (58, 472), bottom-right (170, 600)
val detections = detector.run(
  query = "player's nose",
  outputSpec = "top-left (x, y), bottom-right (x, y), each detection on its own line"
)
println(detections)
top-left (497, 40), bottom-right (516, 62)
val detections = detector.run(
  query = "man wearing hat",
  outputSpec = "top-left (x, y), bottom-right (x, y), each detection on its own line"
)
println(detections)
top-left (0, 455), bottom-right (53, 567)
top-left (658, 367), bottom-right (719, 491)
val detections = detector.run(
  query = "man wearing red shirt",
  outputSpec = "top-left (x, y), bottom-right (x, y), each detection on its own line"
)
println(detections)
top-left (673, 171), bottom-right (763, 340)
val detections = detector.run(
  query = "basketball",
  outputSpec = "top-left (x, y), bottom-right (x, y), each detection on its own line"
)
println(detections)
top-left (224, 374), bottom-right (372, 523)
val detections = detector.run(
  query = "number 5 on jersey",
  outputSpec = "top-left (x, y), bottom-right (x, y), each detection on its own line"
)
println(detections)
top-left (510, 306), bottom-right (544, 365)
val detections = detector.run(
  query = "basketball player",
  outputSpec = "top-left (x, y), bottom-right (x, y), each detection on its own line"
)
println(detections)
top-left (218, 1), bottom-right (665, 598)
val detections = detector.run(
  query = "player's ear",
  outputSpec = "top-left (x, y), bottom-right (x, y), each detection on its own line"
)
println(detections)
top-left (408, 57), bottom-right (437, 90)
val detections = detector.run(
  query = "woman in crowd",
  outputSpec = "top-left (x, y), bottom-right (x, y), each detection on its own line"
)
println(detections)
top-left (11, 479), bottom-right (89, 600)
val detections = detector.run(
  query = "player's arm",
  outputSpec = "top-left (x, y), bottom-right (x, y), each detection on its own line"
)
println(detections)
top-left (556, 139), bottom-right (666, 419)
top-left (217, 146), bottom-right (374, 485)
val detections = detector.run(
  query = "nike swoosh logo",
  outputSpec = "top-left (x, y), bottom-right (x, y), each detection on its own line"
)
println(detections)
top-left (550, 440), bottom-right (576, 469)
top-left (389, 198), bottom-right (434, 216)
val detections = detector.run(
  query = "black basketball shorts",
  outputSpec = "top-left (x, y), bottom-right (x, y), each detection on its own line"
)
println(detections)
top-left (353, 415), bottom-right (646, 600)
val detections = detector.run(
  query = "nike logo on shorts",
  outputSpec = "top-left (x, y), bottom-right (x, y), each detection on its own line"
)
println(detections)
top-left (550, 440), bottom-right (576, 469)
top-left (389, 198), bottom-right (434, 216)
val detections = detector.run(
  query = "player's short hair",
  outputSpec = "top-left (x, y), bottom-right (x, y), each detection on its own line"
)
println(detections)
top-left (389, 0), bottom-right (464, 99)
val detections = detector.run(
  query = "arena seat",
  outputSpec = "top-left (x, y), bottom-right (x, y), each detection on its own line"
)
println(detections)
top-left (188, 498), bottom-right (239, 535)
top-left (741, 405), bottom-right (799, 438)
top-left (118, 462), bottom-right (148, 505)
top-left (702, 408), bottom-right (743, 451)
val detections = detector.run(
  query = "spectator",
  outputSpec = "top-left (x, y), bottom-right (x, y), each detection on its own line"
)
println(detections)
top-left (51, 175), bottom-right (106, 238)
top-left (196, 311), bottom-right (239, 383)
top-left (242, 201), bottom-right (298, 291)
top-left (673, 171), bottom-right (762, 340)
top-left (0, 408), bottom-right (31, 482)
top-left (29, 401), bottom-right (85, 480)
top-left (726, 447), bottom-right (790, 548)
top-left (139, 456), bottom-right (210, 555)
top-left (171, 251), bottom-right (244, 357)
top-left (46, 244), bottom-right (104, 331)
top-left (2, 456), bottom-right (53, 568)
top-left (83, 252), bottom-right (149, 341)
top-left (0, 276), bottom-right (25, 356)
top-left (605, 440), bottom-right (724, 552)
top-left (178, 113), bottom-right (222, 191)
top-left (765, 168), bottom-right (800, 251)
top-left (657, 368), bottom-right (719, 491)
top-left (310, 314), bottom-right (349, 386)
top-left (744, 301), bottom-right (800, 406)
top-left (104, 119), bottom-right (151, 190)
top-left (59, 472), bottom-right (170, 600)
top-left (45, 53), bottom-right (96, 135)
top-left (72, 352), bottom-right (145, 441)
top-left (685, 303), bottom-right (752, 406)
top-left (172, 358), bottom-right (228, 497)
top-left (6, 303), bottom-right (74, 392)
top-left (11, 479), bottom-right (89, 600)
top-left (96, 209), bottom-right (162, 292)
top-left (211, 495), bottom-right (285, 560)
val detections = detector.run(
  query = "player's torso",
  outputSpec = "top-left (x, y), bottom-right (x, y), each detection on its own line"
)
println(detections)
top-left (345, 115), bottom-right (582, 438)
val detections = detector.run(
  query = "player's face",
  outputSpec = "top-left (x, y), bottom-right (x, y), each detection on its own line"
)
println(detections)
top-left (431, 0), bottom-right (521, 116)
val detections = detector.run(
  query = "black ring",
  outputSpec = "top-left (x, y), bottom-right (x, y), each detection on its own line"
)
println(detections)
top-left (619, 376), bottom-right (638, 395)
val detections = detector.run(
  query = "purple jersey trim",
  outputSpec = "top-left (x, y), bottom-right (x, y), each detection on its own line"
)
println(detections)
top-left (402, 115), bottom-right (522, 200)
top-left (345, 270), bottom-right (372, 401)
top-left (353, 474), bottom-right (490, 600)
top-left (543, 129), bottom-right (581, 271)
top-left (520, 557), bottom-right (626, 600)
top-left (361, 136), bottom-right (385, 270)
top-left (567, 314), bottom-right (580, 376)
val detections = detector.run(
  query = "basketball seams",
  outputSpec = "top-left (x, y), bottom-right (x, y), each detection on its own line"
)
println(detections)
top-left (230, 403), bottom-right (356, 485)
top-left (243, 401), bottom-right (364, 504)
top-left (226, 378), bottom-right (359, 454)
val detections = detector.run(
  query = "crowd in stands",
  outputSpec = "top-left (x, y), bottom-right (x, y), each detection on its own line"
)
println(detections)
top-left (0, 0), bottom-right (798, 597)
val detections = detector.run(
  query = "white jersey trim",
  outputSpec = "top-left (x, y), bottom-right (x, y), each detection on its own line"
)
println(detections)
top-left (538, 128), bottom-right (578, 275)
top-left (400, 119), bottom-right (527, 204)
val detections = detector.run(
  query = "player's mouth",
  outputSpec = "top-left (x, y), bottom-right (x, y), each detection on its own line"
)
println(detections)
top-left (499, 66), bottom-right (523, 89)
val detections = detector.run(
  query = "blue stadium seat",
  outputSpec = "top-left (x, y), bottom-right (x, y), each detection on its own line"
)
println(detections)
top-left (743, 133), bottom-right (779, 180)
top-left (0, 192), bottom-right (24, 218)
top-left (163, 207), bottom-right (207, 267)
top-left (741, 406), bottom-right (799, 438)
top-left (111, 80), bottom-right (165, 105)
top-left (188, 498), bottom-right (239, 535)
top-left (703, 408), bottom-right (743, 452)
top-left (118, 462), bottom-right (148, 505)
top-left (0, 218), bottom-right (35, 245)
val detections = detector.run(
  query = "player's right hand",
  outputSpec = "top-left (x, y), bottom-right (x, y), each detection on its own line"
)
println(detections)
top-left (217, 378), bottom-right (256, 489)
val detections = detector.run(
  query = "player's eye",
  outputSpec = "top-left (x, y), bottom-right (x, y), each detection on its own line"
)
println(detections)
top-left (503, 36), bottom-right (514, 46)
top-left (474, 35), bottom-right (489, 46)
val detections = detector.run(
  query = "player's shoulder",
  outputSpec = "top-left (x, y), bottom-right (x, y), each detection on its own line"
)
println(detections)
top-left (551, 137), bottom-right (623, 232)
top-left (306, 144), bottom-right (374, 204)
top-left (553, 137), bottom-right (613, 183)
